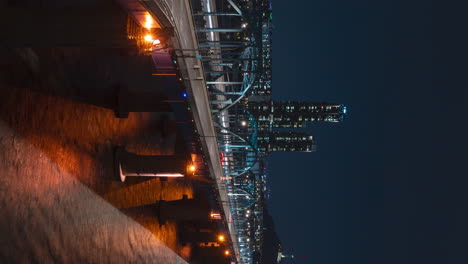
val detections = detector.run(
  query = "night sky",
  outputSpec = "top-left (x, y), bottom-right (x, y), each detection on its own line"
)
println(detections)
top-left (269, 0), bottom-right (468, 263)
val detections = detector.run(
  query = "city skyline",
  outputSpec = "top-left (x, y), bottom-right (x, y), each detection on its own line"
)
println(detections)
top-left (0, 0), bottom-right (466, 264)
top-left (247, 100), bottom-right (346, 157)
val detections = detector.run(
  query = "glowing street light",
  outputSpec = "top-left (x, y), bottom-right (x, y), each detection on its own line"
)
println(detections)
top-left (188, 164), bottom-right (196, 174)
top-left (144, 34), bottom-right (154, 42)
top-left (114, 148), bottom-right (190, 182)
top-left (241, 120), bottom-right (247, 126)
top-left (224, 250), bottom-right (230, 256)
top-left (144, 14), bottom-right (154, 29)
top-left (210, 212), bottom-right (222, 219)
top-left (218, 235), bottom-right (225, 242)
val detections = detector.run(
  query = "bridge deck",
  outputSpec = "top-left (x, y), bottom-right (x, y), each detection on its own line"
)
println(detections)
top-left (142, 0), bottom-right (241, 261)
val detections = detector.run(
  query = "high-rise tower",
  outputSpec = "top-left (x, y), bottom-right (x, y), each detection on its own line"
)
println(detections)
top-left (257, 132), bottom-right (316, 152)
top-left (248, 101), bottom-right (347, 130)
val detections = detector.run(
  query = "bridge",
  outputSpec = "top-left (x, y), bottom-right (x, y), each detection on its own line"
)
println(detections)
top-left (129, 0), bottom-right (264, 263)
top-left (0, 0), bottom-right (266, 263)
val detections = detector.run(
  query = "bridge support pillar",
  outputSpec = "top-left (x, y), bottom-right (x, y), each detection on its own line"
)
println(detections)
top-left (181, 230), bottom-right (219, 244)
top-left (119, 194), bottom-right (211, 224)
top-left (157, 195), bottom-right (211, 224)
top-left (191, 246), bottom-right (232, 263)
top-left (114, 85), bottom-right (173, 118)
top-left (114, 147), bottom-right (192, 182)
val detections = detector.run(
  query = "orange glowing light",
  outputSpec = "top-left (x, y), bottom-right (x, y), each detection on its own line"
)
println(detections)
top-left (210, 212), bottom-right (221, 219)
top-left (144, 34), bottom-right (154, 42)
top-left (188, 165), bottom-right (196, 172)
top-left (218, 235), bottom-right (225, 242)
top-left (144, 14), bottom-right (154, 29)
top-left (224, 250), bottom-right (230, 256)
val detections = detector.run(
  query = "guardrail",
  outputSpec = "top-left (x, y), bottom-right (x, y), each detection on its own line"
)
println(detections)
top-left (186, 1), bottom-right (264, 263)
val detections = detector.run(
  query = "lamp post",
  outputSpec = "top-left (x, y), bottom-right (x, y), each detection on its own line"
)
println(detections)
top-left (114, 147), bottom-right (195, 182)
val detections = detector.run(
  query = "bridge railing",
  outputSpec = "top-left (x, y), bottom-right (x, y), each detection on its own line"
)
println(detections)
top-left (187, 1), bottom-right (264, 263)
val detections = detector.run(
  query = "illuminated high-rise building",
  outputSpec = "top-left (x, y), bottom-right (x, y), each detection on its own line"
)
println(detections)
top-left (248, 101), bottom-right (347, 130)
top-left (257, 132), bottom-right (316, 153)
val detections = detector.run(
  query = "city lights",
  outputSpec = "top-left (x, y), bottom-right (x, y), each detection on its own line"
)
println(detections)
top-left (0, 1), bottom-right (349, 264)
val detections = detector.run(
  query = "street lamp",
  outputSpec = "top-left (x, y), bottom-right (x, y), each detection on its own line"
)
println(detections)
top-left (218, 235), bottom-right (225, 242)
top-left (210, 212), bottom-right (222, 220)
top-left (144, 13), bottom-right (154, 29)
top-left (187, 164), bottom-right (196, 174)
top-left (144, 34), bottom-right (154, 42)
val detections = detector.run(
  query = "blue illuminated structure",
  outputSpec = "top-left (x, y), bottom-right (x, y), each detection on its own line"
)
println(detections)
top-left (186, 0), bottom-right (268, 262)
